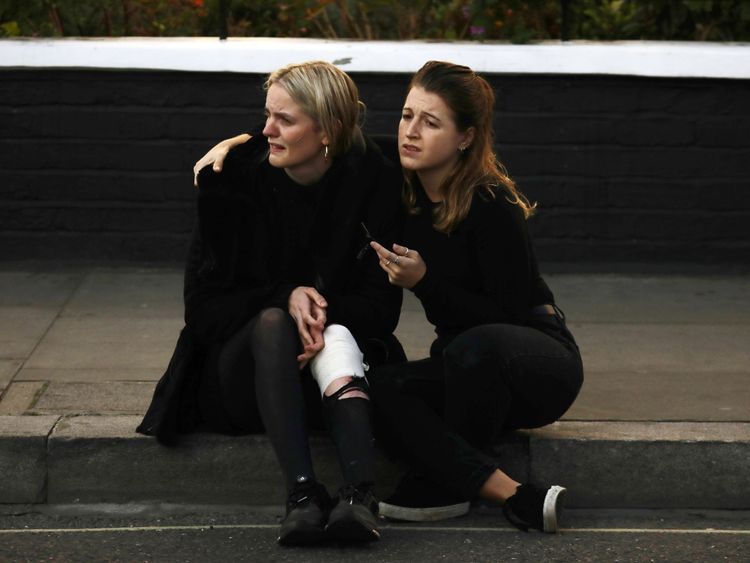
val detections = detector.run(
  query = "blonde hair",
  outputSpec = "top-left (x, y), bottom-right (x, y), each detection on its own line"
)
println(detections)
top-left (265, 61), bottom-right (364, 157)
top-left (404, 61), bottom-right (536, 233)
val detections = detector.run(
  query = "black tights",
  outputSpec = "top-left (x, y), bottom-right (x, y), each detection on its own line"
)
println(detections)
top-left (214, 308), bottom-right (374, 492)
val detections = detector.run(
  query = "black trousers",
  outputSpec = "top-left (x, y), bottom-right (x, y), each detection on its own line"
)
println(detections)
top-left (369, 314), bottom-right (583, 500)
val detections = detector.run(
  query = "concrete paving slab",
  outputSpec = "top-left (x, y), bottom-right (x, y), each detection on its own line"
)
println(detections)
top-left (0, 415), bottom-right (59, 503)
top-left (15, 367), bottom-right (162, 383)
top-left (0, 381), bottom-right (46, 415)
top-left (572, 323), bottom-right (750, 373)
top-left (528, 421), bottom-right (750, 509)
top-left (24, 317), bottom-right (182, 369)
top-left (0, 271), bottom-right (81, 308)
top-left (0, 360), bottom-right (21, 398)
top-left (394, 292), bottom-right (432, 358)
top-left (0, 307), bottom-right (59, 359)
top-left (401, 290), bottom-right (425, 312)
top-left (30, 382), bottom-right (154, 415)
top-left (61, 270), bottom-right (183, 318)
top-left (0, 359), bottom-right (22, 380)
top-left (394, 315), bottom-right (434, 360)
top-left (565, 371), bottom-right (750, 422)
top-left (549, 274), bottom-right (750, 324)
top-left (47, 416), bottom-right (404, 504)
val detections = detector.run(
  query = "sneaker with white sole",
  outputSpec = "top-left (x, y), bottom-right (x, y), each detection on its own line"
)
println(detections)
top-left (378, 470), bottom-right (470, 522)
top-left (502, 483), bottom-right (567, 533)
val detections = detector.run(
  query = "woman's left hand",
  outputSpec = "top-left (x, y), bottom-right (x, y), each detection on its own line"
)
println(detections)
top-left (371, 241), bottom-right (426, 289)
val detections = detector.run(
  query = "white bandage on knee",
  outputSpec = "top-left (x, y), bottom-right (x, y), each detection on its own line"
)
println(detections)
top-left (310, 324), bottom-right (366, 397)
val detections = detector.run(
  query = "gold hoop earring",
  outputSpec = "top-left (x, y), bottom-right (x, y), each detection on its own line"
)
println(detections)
top-left (324, 145), bottom-right (329, 161)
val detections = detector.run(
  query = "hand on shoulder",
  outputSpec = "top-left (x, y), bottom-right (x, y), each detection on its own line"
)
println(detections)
top-left (193, 133), bottom-right (252, 187)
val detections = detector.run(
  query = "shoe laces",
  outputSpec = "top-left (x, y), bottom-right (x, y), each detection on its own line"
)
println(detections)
top-left (288, 481), bottom-right (325, 508)
top-left (338, 483), bottom-right (374, 506)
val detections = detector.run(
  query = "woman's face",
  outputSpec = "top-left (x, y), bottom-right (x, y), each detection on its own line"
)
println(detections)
top-left (263, 83), bottom-right (329, 183)
top-left (398, 86), bottom-right (472, 185)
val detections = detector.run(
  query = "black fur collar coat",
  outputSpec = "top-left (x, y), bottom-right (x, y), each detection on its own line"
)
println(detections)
top-left (137, 133), bottom-right (403, 444)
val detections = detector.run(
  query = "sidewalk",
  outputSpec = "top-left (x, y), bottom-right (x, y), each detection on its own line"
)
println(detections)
top-left (1, 265), bottom-right (749, 508)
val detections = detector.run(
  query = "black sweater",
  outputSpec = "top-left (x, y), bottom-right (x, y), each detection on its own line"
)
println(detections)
top-left (137, 133), bottom-right (403, 443)
top-left (406, 183), bottom-right (554, 355)
top-left (184, 133), bottom-right (403, 346)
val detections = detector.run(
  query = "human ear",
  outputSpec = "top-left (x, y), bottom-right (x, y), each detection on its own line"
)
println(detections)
top-left (461, 127), bottom-right (476, 150)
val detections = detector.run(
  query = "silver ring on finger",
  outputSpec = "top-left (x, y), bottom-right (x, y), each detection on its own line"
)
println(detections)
top-left (403, 247), bottom-right (410, 257)
top-left (385, 258), bottom-right (393, 266)
top-left (393, 256), bottom-right (400, 265)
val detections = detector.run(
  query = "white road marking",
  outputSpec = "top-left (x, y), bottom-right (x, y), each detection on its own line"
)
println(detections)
top-left (0, 524), bottom-right (748, 535)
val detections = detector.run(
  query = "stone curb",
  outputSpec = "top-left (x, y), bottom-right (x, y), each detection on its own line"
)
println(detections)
top-left (2, 415), bottom-right (749, 508)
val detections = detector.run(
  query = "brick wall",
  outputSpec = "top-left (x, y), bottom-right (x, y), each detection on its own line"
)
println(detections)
top-left (1, 69), bottom-right (748, 264)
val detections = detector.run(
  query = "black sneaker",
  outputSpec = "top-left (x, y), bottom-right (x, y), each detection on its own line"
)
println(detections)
top-left (277, 479), bottom-right (332, 546)
top-left (502, 483), bottom-right (566, 533)
top-left (379, 470), bottom-right (470, 522)
top-left (325, 483), bottom-right (381, 542)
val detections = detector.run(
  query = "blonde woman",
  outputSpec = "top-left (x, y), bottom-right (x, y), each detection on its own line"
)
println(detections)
top-left (138, 61), bottom-right (403, 545)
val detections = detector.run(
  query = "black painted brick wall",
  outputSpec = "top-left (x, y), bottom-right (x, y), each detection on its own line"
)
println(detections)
top-left (1, 69), bottom-right (749, 264)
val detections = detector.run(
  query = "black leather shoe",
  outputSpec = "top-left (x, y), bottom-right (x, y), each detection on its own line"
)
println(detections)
top-left (326, 483), bottom-right (381, 542)
top-left (277, 479), bottom-right (332, 546)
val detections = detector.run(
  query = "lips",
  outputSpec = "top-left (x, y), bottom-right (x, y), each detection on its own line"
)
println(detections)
top-left (401, 144), bottom-right (420, 154)
top-left (268, 142), bottom-right (286, 153)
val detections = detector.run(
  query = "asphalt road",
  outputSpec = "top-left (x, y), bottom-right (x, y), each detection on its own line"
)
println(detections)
top-left (1, 505), bottom-right (748, 562)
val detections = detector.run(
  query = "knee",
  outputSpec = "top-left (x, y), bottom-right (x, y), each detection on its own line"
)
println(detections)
top-left (310, 324), bottom-right (367, 398)
top-left (257, 307), bottom-right (288, 328)
top-left (254, 307), bottom-right (294, 337)
top-left (322, 324), bottom-right (351, 341)
top-left (443, 333), bottom-right (487, 374)
top-left (323, 376), bottom-right (370, 402)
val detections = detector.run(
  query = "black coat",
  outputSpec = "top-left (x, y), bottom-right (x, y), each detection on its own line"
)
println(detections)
top-left (137, 133), bottom-right (404, 444)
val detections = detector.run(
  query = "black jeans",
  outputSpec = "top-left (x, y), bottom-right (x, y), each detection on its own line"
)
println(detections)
top-left (369, 315), bottom-right (583, 500)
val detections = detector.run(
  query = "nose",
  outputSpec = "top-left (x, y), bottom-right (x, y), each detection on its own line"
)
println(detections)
top-left (404, 119), bottom-right (419, 139)
top-left (262, 116), bottom-right (277, 138)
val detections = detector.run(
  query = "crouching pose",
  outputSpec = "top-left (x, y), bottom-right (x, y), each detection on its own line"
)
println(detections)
top-left (368, 61), bottom-right (584, 533)
top-left (137, 61), bottom-right (403, 545)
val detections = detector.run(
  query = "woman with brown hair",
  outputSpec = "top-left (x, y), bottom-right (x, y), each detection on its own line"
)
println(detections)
top-left (368, 61), bottom-right (583, 533)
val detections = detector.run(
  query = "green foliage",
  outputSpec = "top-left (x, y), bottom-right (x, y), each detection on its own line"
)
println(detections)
top-left (1, 0), bottom-right (748, 41)
top-left (0, 0), bottom-right (210, 37)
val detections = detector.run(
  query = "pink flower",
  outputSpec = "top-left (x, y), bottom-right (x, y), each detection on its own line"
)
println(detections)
top-left (470, 25), bottom-right (485, 37)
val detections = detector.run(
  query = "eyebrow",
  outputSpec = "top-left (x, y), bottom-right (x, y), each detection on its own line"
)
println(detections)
top-left (264, 108), bottom-right (295, 120)
top-left (403, 106), bottom-right (442, 123)
top-left (422, 111), bottom-right (442, 123)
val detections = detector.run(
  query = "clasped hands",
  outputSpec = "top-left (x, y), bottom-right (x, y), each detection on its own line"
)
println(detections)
top-left (288, 286), bottom-right (328, 369)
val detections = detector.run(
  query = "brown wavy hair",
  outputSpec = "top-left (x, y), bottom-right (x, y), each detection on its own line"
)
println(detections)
top-left (403, 61), bottom-right (535, 233)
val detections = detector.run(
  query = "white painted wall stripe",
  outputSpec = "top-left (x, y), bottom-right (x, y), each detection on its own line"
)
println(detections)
top-left (1, 38), bottom-right (749, 79)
